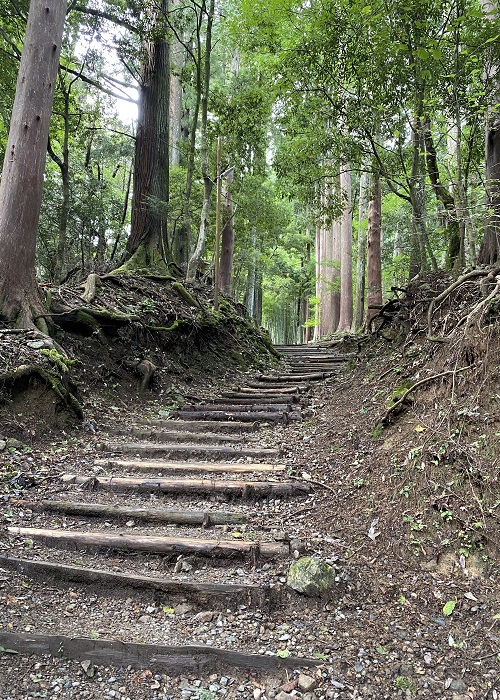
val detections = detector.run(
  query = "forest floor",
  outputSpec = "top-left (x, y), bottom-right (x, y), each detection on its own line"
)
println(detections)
top-left (0, 271), bottom-right (498, 700)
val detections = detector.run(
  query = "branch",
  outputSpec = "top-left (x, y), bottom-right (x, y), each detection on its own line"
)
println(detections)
top-left (72, 5), bottom-right (139, 35)
top-left (0, 26), bottom-right (21, 58)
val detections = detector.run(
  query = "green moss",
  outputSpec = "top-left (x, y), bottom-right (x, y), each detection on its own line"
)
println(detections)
top-left (387, 380), bottom-right (414, 408)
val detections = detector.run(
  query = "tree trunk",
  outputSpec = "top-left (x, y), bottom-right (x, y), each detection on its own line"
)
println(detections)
top-left (246, 226), bottom-right (257, 319)
top-left (123, 0), bottom-right (171, 272)
top-left (186, 0), bottom-right (216, 282)
top-left (479, 117), bottom-right (500, 264)
top-left (354, 170), bottom-right (368, 330)
top-left (219, 167), bottom-right (234, 294)
top-left (422, 116), bottom-right (461, 268)
top-left (479, 0), bottom-right (500, 264)
top-left (313, 221), bottom-right (322, 341)
top-left (338, 168), bottom-right (353, 331)
top-left (364, 176), bottom-right (383, 330)
top-left (0, 0), bottom-right (67, 327)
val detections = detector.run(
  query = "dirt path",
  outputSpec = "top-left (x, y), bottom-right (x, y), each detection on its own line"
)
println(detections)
top-left (0, 343), bottom-right (498, 700)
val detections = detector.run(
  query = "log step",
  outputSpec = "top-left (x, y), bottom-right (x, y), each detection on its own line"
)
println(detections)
top-left (108, 428), bottom-right (246, 444)
top-left (61, 474), bottom-right (311, 497)
top-left (209, 395), bottom-right (298, 404)
top-left (174, 411), bottom-right (295, 423)
top-left (135, 419), bottom-right (259, 432)
top-left (179, 403), bottom-right (292, 413)
top-left (8, 527), bottom-right (290, 559)
top-left (10, 499), bottom-right (247, 525)
top-left (0, 632), bottom-right (320, 673)
top-left (0, 556), bottom-right (274, 608)
top-left (257, 373), bottom-right (329, 382)
top-left (94, 458), bottom-right (287, 474)
top-left (98, 442), bottom-right (280, 459)
top-left (245, 382), bottom-right (309, 392)
top-left (233, 386), bottom-right (301, 395)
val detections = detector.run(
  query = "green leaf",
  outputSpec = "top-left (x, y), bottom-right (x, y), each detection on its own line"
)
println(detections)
top-left (0, 647), bottom-right (18, 654)
top-left (376, 645), bottom-right (389, 655)
top-left (163, 606), bottom-right (175, 614)
top-left (276, 649), bottom-right (291, 658)
top-left (443, 600), bottom-right (456, 616)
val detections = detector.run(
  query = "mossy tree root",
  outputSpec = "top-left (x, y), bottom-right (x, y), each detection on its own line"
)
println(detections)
top-left (0, 364), bottom-right (83, 418)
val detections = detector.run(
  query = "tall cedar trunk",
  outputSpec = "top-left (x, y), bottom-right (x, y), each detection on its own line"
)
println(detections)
top-left (303, 240), bottom-right (311, 343)
top-left (338, 168), bottom-right (353, 331)
top-left (169, 34), bottom-right (183, 167)
top-left (313, 222), bottom-right (322, 341)
top-left (246, 226), bottom-right (257, 318)
top-left (354, 170), bottom-right (368, 330)
top-left (0, 0), bottom-right (67, 326)
top-left (479, 119), bottom-right (500, 263)
top-left (219, 167), bottom-right (234, 294)
top-left (186, 0), bottom-right (215, 282)
top-left (364, 176), bottom-right (383, 330)
top-left (479, 0), bottom-right (500, 264)
top-left (126, 0), bottom-right (170, 267)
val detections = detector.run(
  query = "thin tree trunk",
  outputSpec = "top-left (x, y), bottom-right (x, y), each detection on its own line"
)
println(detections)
top-left (364, 176), bottom-right (383, 330)
top-left (354, 170), bottom-right (368, 330)
top-left (338, 168), bottom-right (353, 331)
top-left (186, 0), bottom-right (216, 282)
top-left (219, 167), bottom-right (234, 294)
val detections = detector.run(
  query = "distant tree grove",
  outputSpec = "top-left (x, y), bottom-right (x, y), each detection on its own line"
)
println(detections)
top-left (0, 0), bottom-right (498, 341)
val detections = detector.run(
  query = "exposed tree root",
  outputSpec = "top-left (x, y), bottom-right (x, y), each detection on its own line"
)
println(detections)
top-left (0, 364), bottom-right (83, 418)
top-left (380, 365), bottom-right (476, 425)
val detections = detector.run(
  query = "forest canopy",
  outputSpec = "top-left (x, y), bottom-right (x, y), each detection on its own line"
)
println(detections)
top-left (0, 0), bottom-right (498, 340)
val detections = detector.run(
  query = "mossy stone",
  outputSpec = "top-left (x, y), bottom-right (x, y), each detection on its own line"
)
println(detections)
top-left (286, 556), bottom-right (336, 597)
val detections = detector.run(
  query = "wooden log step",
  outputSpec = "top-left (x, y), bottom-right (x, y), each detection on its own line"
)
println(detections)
top-left (245, 382), bottom-right (309, 392)
top-left (109, 428), bottom-right (245, 444)
top-left (208, 395), bottom-right (298, 404)
top-left (0, 632), bottom-right (320, 673)
top-left (174, 411), bottom-right (292, 423)
top-left (135, 419), bottom-right (259, 432)
top-left (0, 555), bottom-right (275, 608)
top-left (234, 386), bottom-right (301, 395)
top-left (179, 403), bottom-right (292, 413)
top-left (257, 372), bottom-right (329, 382)
top-left (10, 499), bottom-right (247, 525)
top-left (94, 458), bottom-right (287, 474)
top-left (61, 474), bottom-right (311, 497)
top-left (98, 442), bottom-right (280, 459)
top-left (8, 527), bottom-right (290, 559)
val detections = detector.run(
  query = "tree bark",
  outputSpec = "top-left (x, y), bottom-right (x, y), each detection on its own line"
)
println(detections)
top-left (0, 0), bottom-right (67, 326)
top-left (338, 168), bottom-right (353, 331)
top-left (123, 0), bottom-right (171, 271)
top-left (219, 167), bottom-right (235, 294)
top-left (186, 0), bottom-right (216, 281)
top-left (479, 0), bottom-right (500, 264)
top-left (364, 176), bottom-right (383, 330)
top-left (354, 170), bottom-right (368, 330)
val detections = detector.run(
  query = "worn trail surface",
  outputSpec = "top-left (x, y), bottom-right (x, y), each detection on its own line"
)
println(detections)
top-left (1, 346), bottom-right (351, 699)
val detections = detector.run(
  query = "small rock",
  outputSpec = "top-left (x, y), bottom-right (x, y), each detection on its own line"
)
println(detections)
top-left (174, 603), bottom-right (193, 616)
top-left (303, 694), bottom-right (317, 700)
top-left (138, 615), bottom-right (151, 623)
top-left (287, 556), bottom-right (336, 597)
top-left (448, 678), bottom-right (468, 692)
top-left (195, 611), bottom-right (214, 623)
top-left (298, 674), bottom-right (317, 693)
top-left (0, 440), bottom-right (6, 451)
top-left (26, 340), bottom-right (46, 349)
top-left (81, 660), bottom-right (95, 678)
top-left (253, 689), bottom-right (263, 699)
top-left (275, 692), bottom-right (293, 700)
top-left (6, 438), bottom-right (23, 450)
